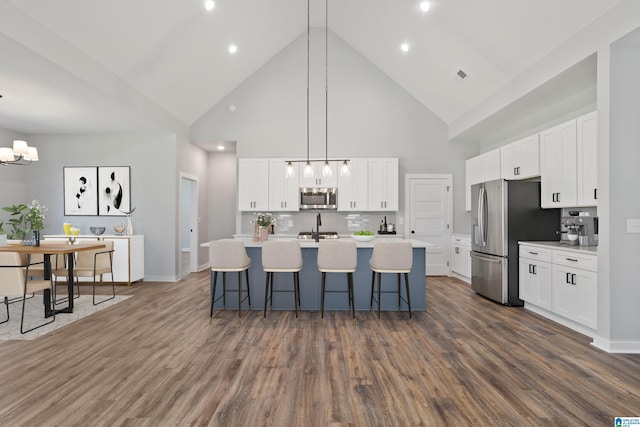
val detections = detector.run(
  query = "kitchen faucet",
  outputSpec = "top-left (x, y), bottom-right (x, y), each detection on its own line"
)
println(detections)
top-left (312, 212), bottom-right (322, 242)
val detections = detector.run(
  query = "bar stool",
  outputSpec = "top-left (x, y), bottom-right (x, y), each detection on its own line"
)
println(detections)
top-left (262, 241), bottom-right (302, 318)
top-left (317, 240), bottom-right (357, 319)
top-left (369, 241), bottom-right (413, 319)
top-left (209, 239), bottom-right (251, 318)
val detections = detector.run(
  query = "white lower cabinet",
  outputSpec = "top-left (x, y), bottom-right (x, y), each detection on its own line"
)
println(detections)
top-left (450, 234), bottom-right (471, 282)
top-left (519, 243), bottom-right (597, 335)
top-left (519, 253), bottom-right (552, 311)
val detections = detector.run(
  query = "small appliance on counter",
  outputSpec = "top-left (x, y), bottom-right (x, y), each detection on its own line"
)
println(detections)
top-left (561, 215), bottom-right (598, 246)
top-left (378, 216), bottom-right (396, 234)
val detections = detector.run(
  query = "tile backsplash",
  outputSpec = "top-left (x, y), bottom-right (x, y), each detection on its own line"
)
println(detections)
top-left (239, 212), bottom-right (397, 236)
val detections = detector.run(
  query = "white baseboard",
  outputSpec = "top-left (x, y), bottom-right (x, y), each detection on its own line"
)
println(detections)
top-left (591, 336), bottom-right (640, 354)
top-left (449, 272), bottom-right (471, 284)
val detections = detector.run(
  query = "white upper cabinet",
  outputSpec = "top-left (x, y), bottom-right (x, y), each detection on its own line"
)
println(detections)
top-left (238, 158), bottom-right (269, 211)
top-left (299, 161), bottom-right (338, 188)
top-left (540, 119), bottom-right (578, 208)
top-left (368, 158), bottom-right (398, 211)
top-left (337, 158), bottom-right (368, 211)
top-left (465, 149), bottom-right (501, 211)
top-left (268, 159), bottom-right (299, 211)
top-left (576, 111), bottom-right (598, 206)
top-left (500, 134), bottom-right (540, 180)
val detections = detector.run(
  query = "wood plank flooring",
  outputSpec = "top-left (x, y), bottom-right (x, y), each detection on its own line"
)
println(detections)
top-left (0, 273), bottom-right (639, 426)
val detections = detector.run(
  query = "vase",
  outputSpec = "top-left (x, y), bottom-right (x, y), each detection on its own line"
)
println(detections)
top-left (127, 214), bottom-right (133, 236)
top-left (258, 226), bottom-right (269, 242)
top-left (32, 230), bottom-right (40, 247)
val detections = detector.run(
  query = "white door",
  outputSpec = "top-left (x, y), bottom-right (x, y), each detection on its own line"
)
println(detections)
top-left (406, 174), bottom-right (452, 276)
top-left (180, 173), bottom-right (199, 278)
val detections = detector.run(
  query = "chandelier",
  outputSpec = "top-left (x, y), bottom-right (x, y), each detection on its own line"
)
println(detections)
top-left (285, 0), bottom-right (349, 178)
top-left (0, 140), bottom-right (39, 166)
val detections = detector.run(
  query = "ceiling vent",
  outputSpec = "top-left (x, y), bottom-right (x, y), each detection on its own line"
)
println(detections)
top-left (454, 69), bottom-right (469, 85)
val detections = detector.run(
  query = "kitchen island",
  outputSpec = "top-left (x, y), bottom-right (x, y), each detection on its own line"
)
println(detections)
top-left (205, 237), bottom-right (429, 312)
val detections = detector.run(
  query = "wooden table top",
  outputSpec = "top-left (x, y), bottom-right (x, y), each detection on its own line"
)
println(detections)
top-left (0, 242), bottom-right (105, 254)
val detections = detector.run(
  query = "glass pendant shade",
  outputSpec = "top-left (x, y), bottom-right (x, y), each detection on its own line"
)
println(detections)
top-left (322, 161), bottom-right (332, 177)
top-left (303, 162), bottom-right (314, 178)
top-left (285, 161), bottom-right (295, 178)
top-left (340, 160), bottom-right (350, 177)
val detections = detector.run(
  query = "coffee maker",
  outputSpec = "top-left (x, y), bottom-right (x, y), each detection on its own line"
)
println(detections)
top-left (561, 215), bottom-right (599, 246)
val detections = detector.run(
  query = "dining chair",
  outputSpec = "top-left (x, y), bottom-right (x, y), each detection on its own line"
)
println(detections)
top-left (369, 241), bottom-right (413, 319)
top-left (0, 252), bottom-right (55, 334)
top-left (60, 241), bottom-right (115, 305)
top-left (209, 239), bottom-right (251, 318)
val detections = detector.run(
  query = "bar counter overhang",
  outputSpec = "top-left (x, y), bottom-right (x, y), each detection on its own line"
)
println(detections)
top-left (204, 237), bottom-right (429, 312)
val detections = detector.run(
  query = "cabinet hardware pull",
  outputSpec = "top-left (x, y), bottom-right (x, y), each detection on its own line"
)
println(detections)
top-left (594, 188), bottom-right (597, 200)
top-left (533, 265), bottom-right (536, 274)
top-left (455, 247), bottom-right (460, 254)
top-left (566, 258), bottom-right (578, 262)
top-left (571, 274), bottom-right (577, 285)
top-left (566, 272), bottom-right (571, 283)
top-left (529, 251), bottom-right (538, 255)
top-left (529, 264), bottom-right (533, 274)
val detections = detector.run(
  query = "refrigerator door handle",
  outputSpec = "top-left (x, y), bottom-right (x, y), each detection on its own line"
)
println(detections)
top-left (470, 251), bottom-right (502, 264)
top-left (480, 186), bottom-right (488, 246)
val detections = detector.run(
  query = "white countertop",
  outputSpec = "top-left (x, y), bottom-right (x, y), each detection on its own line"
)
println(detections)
top-left (202, 236), bottom-right (432, 249)
top-left (519, 241), bottom-right (598, 255)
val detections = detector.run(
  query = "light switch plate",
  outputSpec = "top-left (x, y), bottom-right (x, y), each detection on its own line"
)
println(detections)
top-left (626, 219), bottom-right (640, 234)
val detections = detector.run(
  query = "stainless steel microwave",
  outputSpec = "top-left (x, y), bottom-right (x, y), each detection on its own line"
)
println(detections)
top-left (299, 188), bottom-right (337, 210)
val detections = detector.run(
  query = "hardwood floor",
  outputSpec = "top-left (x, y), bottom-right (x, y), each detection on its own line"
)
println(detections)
top-left (0, 273), bottom-right (639, 426)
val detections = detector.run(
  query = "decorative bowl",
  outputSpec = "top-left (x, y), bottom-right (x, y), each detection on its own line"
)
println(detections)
top-left (90, 226), bottom-right (106, 235)
top-left (70, 227), bottom-right (81, 236)
top-left (352, 234), bottom-right (375, 242)
top-left (114, 224), bottom-right (126, 234)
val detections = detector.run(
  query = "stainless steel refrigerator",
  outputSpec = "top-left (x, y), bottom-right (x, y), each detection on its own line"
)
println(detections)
top-left (471, 179), bottom-right (560, 306)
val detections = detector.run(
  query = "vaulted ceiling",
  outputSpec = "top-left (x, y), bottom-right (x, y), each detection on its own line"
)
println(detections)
top-left (0, 0), bottom-right (624, 137)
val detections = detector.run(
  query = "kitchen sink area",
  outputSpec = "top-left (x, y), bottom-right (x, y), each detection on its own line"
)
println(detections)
top-left (297, 231), bottom-right (340, 240)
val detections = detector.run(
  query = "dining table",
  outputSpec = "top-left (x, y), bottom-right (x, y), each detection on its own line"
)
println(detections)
top-left (0, 241), bottom-right (106, 317)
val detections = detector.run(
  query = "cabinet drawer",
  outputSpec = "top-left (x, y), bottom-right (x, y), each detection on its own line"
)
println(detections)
top-left (553, 250), bottom-right (597, 271)
top-left (519, 245), bottom-right (552, 262)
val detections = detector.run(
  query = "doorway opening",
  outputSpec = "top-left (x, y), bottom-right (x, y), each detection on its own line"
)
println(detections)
top-left (180, 173), bottom-right (199, 278)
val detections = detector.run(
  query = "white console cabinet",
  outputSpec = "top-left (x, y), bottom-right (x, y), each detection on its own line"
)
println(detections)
top-left (44, 234), bottom-right (144, 285)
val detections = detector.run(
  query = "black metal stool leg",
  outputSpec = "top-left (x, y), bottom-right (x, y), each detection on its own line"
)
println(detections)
top-left (321, 272), bottom-right (326, 318)
top-left (404, 272), bottom-right (412, 319)
top-left (263, 272), bottom-right (270, 318)
top-left (237, 271), bottom-right (242, 318)
top-left (377, 272), bottom-right (382, 319)
top-left (370, 271), bottom-right (375, 310)
top-left (210, 271), bottom-right (218, 318)
top-left (245, 269), bottom-right (251, 306)
top-left (397, 273), bottom-right (401, 310)
top-left (348, 272), bottom-right (355, 319)
top-left (222, 272), bottom-right (227, 308)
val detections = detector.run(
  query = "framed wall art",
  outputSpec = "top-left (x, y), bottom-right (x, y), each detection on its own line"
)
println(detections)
top-left (63, 166), bottom-right (98, 216)
top-left (98, 166), bottom-right (131, 216)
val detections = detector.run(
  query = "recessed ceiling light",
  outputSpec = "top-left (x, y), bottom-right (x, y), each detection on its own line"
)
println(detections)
top-left (217, 144), bottom-right (225, 151)
top-left (420, 2), bottom-right (431, 13)
top-left (400, 43), bottom-right (410, 53)
top-left (228, 44), bottom-right (238, 54)
top-left (204, 0), bottom-right (215, 11)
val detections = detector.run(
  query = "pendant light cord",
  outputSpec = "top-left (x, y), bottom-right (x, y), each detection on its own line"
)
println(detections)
top-left (325, 0), bottom-right (329, 164)
top-left (306, 0), bottom-right (310, 165)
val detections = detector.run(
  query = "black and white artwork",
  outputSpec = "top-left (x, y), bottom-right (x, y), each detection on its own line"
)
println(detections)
top-left (98, 166), bottom-right (131, 216)
top-left (63, 167), bottom-right (98, 216)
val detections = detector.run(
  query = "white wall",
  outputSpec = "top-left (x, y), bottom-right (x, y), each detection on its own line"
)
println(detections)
top-left (192, 29), bottom-right (477, 234)
top-left (0, 128), bottom-right (29, 216)
top-left (20, 132), bottom-right (179, 281)
top-left (207, 151), bottom-right (237, 241)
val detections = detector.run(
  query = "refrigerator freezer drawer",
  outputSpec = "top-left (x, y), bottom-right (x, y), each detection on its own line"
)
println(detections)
top-left (471, 251), bottom-right (508, 304)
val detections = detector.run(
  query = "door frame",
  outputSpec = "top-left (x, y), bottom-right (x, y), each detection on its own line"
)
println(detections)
top-left (179, 172), bottom-right (199, 278)
top-left (404, 173), bottom-right (453, 275)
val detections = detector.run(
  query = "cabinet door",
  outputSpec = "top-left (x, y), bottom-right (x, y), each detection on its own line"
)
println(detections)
top-left (109, 238), bottom-right (130, 283)
top-left (519, 259), bottom-right (552, 310)
top-left (299, 162), bottom-right (338, 188)
top-left (269, 159), bottom-right (299, 211)
top-left (238, 159), bottom-right (269, 211)
top-left (500, 143), bottom-right (520, 180)
top-left (481, 149), bottom-right (501, 183)
top-left (451, 245), bottom-right (464, 275)
top-left (337, 159), bottom-right (368, 211)
top-left (552, 264), bottom-right (579, 320)
top-left (368, 158), bottom-right (398, 211)
top-left (540, 120), bottom-right (577, 208)
top-left (577, 111), bottom-right (598, 206)
top-left (519, 135), bottom-right (540, 178)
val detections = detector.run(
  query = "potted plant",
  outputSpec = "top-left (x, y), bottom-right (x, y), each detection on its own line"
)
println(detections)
top-left (0, 200), bottom-right (47, 245)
